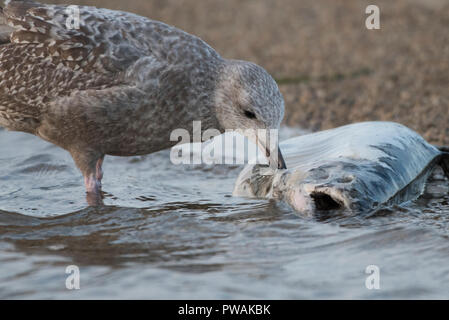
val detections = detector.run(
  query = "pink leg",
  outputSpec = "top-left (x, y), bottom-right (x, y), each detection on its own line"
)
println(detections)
top-left (84, 157), bottom-right (105, 206)
top-left (84, 157), bottom-right (104, 193)
top-left (96, 157), bottom-right (104, 181)
top-left (71, 150), bottom-right (105, 206)
top-left (84, 174), bottom-right (102, 194)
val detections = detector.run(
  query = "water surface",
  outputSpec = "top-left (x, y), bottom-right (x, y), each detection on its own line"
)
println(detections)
top-left (1, 128), bottom-right (449, 299)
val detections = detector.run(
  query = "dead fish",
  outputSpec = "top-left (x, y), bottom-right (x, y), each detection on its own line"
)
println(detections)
top-left (233, 122), bottom-right (449, 215)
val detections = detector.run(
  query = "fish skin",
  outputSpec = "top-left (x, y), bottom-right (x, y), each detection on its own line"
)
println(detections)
top-left (234, 122), bottom-right (445, 215)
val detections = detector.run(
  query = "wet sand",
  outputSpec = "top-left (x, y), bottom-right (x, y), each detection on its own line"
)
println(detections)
top-left (47, 0), bottom-right (449, 145)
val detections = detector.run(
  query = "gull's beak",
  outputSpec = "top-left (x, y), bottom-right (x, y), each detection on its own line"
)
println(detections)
top-left (237, 128), bottom-right (287, 170)
top-left (263, 144), bottom-right (287, 170)
top-left (276, 146), bottom-right (287, 169)
top-left (254, 134), bottom-right (287, 170)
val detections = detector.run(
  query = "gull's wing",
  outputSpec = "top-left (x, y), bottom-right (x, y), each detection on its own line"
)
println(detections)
top-left (1, 0), bottom-right (155, 74)
top-left (0, 0), bottom-right (221, 142)
top-left (0, 1), bottom-right (215, 134)
top-left (1, 0), bottom-right (220, 73)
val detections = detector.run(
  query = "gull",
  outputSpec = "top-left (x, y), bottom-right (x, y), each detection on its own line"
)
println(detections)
top-left (0, 0), bottom-right (286, 204)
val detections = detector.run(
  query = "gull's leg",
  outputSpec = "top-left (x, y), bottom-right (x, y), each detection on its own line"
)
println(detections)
top-left (70, 150), bottom-right (105, 206)
top-left (85, 156), bottom-right (104, 192)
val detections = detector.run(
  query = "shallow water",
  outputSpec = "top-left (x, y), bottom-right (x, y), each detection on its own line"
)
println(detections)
top-left (1, 127), bottom-right (449, 299)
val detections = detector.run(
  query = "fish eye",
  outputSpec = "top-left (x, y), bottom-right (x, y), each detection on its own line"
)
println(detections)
top-left (244, 110), bottom-right (257, 119)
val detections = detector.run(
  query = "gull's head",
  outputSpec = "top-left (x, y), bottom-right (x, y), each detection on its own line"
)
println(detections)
top-left (215, 60), bottom-right (286, 169)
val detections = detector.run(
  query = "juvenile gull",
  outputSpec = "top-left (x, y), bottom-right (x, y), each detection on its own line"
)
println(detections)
top-left (0, 1), bottom-right (286, 204)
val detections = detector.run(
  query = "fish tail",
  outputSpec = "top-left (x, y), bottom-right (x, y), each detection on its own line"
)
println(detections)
top-left (436, 146), bottom-right (449, 153)
top-left (439, 151), bottom-right (449, 180)
top-left (433, 146), bottom-right (449, 178)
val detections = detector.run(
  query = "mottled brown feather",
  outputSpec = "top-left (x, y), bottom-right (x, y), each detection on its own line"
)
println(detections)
top-left (0, 1), bottom-right (285, 195)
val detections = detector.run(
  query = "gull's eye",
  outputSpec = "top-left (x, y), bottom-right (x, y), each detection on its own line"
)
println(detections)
top-left (244, 110), bottom-right (257, 119)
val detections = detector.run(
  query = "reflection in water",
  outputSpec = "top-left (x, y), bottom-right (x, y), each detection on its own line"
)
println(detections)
top-left (1, 129), bottom-right (449, 299)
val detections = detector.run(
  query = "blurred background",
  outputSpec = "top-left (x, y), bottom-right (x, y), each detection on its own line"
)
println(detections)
top-left (47, 0), bottom-right (449, 144)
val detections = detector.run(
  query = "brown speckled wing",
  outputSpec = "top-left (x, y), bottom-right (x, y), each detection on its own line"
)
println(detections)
top-left (0, 1), bottom-right (153, 133)
top-left (0, 1), bottom-right (222, 153)
top-left (2, 1), bottom-right (145, 73)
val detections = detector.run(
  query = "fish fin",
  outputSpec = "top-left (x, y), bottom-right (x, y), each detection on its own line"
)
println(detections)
top-left (435, 145), bottom-right (449, 153)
